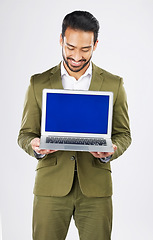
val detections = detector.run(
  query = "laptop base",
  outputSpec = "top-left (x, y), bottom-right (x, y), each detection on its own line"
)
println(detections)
top-left (40, 137), bottom-right (114, 152)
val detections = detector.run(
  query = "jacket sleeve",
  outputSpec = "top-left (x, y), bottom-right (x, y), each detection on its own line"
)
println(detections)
top-left (17, 76), bottom-right (41, 157)
top-left (111, 78), bottom-right (132, 161)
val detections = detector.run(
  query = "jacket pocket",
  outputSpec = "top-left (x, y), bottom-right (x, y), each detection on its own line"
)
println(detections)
top-left (36, 157), bottom-right (57, 170)
top-left (92, 158), bottom-right (111, 172)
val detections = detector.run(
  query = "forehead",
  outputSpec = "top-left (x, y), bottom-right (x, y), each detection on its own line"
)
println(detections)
top-left (64, 27), bottom-right (94, 47)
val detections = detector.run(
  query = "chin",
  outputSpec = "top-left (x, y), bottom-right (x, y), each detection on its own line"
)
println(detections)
top-left (69, 66), bottom-right (83, 72)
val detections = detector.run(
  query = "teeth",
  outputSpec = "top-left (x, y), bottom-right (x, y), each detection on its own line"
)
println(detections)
top-left (71, 60), bottom-right (81, 65)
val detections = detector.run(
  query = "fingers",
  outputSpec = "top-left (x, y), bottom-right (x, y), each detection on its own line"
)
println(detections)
top-left (113, 144), bottom-right (117, 151)
top-left (37, 149), bottom-right (58, 155)
top-left (31, 138), bottom-right (40, 149)
top-left (90, 145), bottom-right (117, 158)
top-left (31, 138), bottom-right (57, 155)
top-left (90, 152), bottom-right (110, 158)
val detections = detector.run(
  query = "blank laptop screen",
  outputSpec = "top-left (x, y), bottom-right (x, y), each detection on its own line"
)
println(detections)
top-left (45, 93), bottom-right (109, 134)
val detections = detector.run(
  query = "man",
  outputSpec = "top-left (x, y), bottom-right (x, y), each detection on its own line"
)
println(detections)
top-left (18, 10), bottom-right (131, 240)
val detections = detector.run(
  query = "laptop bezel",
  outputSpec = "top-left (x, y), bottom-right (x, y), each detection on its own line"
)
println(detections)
top-left (41, 89), bottom-right (113, 139)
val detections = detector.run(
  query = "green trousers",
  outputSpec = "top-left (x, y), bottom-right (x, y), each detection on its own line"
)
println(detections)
top-left (33, 172), bottom-right (112, 240)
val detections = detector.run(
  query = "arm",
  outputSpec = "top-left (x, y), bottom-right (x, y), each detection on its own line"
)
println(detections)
top-left (17, 76), bottom-right (56, 157)
top-left (18, 76), bottom-right (40, 157)
top-left (110, 78), bottom-right (132, 161)
top-left (90, 78), bottom-right (131, 161)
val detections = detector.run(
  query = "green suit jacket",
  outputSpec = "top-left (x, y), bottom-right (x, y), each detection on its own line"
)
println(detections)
top-left (18, 62), bottom-right (131, 197)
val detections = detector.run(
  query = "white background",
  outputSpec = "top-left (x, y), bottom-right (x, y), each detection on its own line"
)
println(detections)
top-left (0, 0), bottom-right (153, 239)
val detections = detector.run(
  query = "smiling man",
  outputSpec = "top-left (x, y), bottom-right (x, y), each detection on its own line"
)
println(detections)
top-left (18, 11), bottom-right (131, 240)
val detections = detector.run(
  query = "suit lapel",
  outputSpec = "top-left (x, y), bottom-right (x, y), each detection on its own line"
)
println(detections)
top-left (49, 62), bottom-right (63, 89)
top-left (89, 63), bottom-right (104, 91)
top-left (49, 62), bottom-right (104, 91)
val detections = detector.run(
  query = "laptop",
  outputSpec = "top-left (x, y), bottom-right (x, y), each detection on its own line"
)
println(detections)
top-left (40, 89), bottom-right (114, 152)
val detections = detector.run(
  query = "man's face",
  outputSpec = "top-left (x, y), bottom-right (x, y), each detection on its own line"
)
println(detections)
top-left (60, 27), bottom-right (98, 73)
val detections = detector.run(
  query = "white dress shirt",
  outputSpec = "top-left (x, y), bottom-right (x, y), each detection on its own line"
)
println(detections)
top-left (61, 61), bottom-right (92, 90)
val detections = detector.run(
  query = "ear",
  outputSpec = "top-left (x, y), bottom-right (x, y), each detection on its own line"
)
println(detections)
top-left (60, 34), bottom-right (63, 46)
top-left (93, 40), bottom-right (98, 51)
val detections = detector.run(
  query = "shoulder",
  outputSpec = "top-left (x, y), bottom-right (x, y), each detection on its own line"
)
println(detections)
top-left (93, 63), bottom-right (122, 82)
top-left (30, 63), bottom-right (61, 84)
top-left (92, 63), bottom-right (125, 103)
top-left (102, 69), bottom-right (122, 82)
top-left (92, 63), bottom-right (123, 93)
top-left (28, 63), bottom-right (61, 100)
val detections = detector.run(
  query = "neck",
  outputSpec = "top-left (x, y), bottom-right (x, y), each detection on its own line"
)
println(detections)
top-left (63, 62), bottom-right (90, 80)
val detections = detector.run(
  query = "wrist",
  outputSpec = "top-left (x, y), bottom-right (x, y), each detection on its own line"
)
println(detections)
top-left (99, 155), bottom-right (112, 163)
top-left (34, 150), bottom-right (46, 159)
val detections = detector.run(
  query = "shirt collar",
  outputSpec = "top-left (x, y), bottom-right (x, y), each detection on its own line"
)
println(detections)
top-left (61, 61), bottom-right (92, 78)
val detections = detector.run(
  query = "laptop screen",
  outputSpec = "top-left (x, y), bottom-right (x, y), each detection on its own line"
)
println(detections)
top-left (45, 92), bottom-right (110, 134)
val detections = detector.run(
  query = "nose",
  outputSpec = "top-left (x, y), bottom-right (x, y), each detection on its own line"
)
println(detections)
top-left (72, 50), bottom-right (82, 61)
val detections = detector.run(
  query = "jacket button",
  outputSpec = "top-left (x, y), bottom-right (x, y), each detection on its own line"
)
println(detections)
top-left (70, 156), bottom-right (75, 161)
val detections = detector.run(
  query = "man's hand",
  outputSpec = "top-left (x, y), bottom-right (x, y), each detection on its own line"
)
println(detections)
top-left (90, 144), bottom-right (117, 158)
top-left (31, 138), bottom-right (57, 155)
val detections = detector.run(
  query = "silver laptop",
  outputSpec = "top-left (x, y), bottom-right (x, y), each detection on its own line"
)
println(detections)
top-left (40, 89), bottom-right (114, 152)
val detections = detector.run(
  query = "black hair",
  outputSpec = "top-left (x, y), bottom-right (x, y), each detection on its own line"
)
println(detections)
top-left (62, 10), bottom-right (100, 44)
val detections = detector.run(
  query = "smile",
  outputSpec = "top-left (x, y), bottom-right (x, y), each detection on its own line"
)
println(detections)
top-left (69, 58), bottom-right (84, 67)
top-left (71, 61), bottom-right (81, 66)
top-left (70, 59), bottom-right (85, 67)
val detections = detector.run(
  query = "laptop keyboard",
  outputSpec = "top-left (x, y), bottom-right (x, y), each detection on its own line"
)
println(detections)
top-left (46, 137), bottom-right (107, 146)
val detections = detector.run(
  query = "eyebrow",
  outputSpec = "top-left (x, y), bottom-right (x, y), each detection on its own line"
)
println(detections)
top-left (66, 42), bottom-right (92, 49)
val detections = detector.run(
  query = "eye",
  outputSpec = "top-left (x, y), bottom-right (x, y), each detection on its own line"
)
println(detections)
top-left (67, 47), bottom-right (74, 51)
top-left (82, 48), bottom-right (90, 52)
